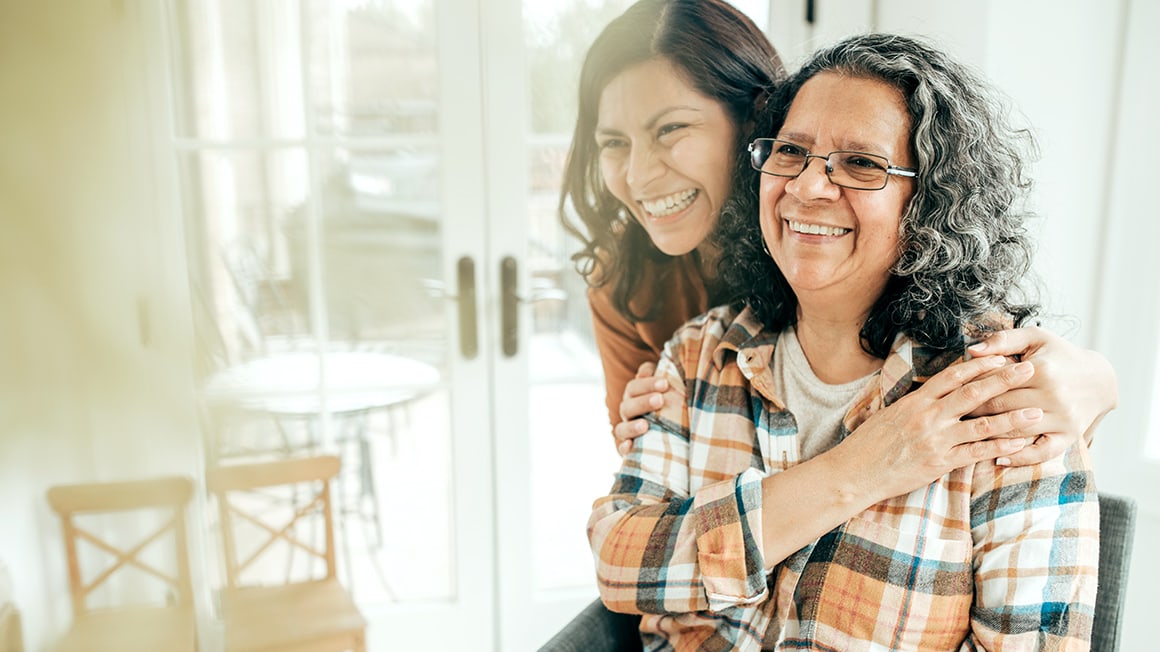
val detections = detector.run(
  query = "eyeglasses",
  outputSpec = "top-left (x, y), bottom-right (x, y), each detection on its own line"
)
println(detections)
top-left (748, 138), bottom-right (917, 191)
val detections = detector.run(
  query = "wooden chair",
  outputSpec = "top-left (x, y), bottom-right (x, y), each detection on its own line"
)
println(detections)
top-left (207, 454), bottom-right (366, 652)
top-left (0, 602), bottom-right (25, 652)
top-left (45, 476), bottom-right (196, 652)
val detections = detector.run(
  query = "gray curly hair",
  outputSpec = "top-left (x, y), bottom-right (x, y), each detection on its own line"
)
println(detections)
top-left (718, 32), bottom-right (1040, 355)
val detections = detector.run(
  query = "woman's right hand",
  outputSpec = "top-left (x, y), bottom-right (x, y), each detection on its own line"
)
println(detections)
top-left (841, 354), bottom-right (1042, 502)
top-left (614, 361), bottom-right (668, 455)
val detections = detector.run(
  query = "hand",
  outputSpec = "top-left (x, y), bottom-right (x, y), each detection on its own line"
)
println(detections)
top-left (966, 326), bottom-right (1118, 466)
top-left (614, 361), bottom-right (667, 456)
top-left (841, 355), bottom-right (1041, 503)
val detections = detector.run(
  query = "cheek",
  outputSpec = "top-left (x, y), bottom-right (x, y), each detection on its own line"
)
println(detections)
top-left (758, 176), bottom-right (784, 230)
top-left (599, 156), bottom-right (628, 202)
top-left (853, 195), bottom-right (905, 238)
top-left (671, 139), bottom-right (734, 194)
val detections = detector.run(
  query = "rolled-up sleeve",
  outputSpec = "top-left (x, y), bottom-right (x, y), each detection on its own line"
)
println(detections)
top-left (587, 352), bottom-right (770, 615)
top-left (962, 444), bottom-right (1100, 651)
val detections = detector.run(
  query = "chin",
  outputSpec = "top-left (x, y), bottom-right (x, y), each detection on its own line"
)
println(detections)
top-left (654, 242), bottom-right (698, 257)
top-left (646, 233), bottom-right (698, 257)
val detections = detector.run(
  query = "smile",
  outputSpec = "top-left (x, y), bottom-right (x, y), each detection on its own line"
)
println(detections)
top-left (642, 189), bottom-right (697, 217)
top-left (787, 220), bottom-right (851, 237)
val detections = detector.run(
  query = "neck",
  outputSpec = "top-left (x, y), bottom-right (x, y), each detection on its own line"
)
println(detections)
top-left (694, 241), bottom-right (720, 281)
top-left (794, 294), bottom-right (884, 384)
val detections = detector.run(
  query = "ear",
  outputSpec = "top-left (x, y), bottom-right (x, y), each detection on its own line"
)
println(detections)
top-left (753, 86), bottom-right (773, 115)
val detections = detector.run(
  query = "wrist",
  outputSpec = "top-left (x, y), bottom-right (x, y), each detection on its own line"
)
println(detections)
top-left (811, 445), bottom-right (874, 512)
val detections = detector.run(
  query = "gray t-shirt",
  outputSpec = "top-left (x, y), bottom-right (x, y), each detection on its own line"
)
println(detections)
top-left (773, 327), bottom-right (876, 462)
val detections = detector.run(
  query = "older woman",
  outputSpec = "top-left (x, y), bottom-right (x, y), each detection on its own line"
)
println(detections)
top-left (588, 33), bottom-right (1098, 651)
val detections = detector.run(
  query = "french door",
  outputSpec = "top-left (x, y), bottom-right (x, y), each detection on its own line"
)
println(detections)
top-left (166, 0), bottom-right (631, 648)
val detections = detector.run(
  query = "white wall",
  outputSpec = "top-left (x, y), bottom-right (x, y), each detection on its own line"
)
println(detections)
top-left (1084, 2), bottom-right (1160, 651)
top-left (0, 2), bottom-right (200, 650)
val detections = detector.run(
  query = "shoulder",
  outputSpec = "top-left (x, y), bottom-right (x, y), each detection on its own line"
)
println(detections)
top-left (670, 304), bottom-right (739, 342)
top-left (663, 304), bottom-right (747, 372)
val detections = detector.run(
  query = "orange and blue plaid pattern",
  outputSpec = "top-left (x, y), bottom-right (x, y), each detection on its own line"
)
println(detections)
top-left (588, 305), bottom-right (1098, 651)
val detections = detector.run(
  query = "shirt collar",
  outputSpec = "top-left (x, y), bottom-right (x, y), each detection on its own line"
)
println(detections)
top-left (713, 305), bottom-right (966, 411)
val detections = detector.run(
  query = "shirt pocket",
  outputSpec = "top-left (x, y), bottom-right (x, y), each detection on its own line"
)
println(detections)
top-left (790, 515), bottom-right (974, 650)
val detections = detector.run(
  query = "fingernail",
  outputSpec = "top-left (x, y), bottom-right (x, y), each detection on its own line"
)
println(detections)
top-left (1013, 361), bottom-right (1034, 374)
top-left (618, 441), bottom-right (630, 456)
top-left (995, 457), bottom-right (1011, 467)
top-left (1007, 438), bottom-right (1027, 450)
top-left (1020, 407), bottom-right (1043, 420)
top-left (637, 421), bottom-right (649, 433)
top-left (649, 395), bottom-right (664, 408)
top-left (654, 379), bottom-right (667, 391)
top-left (968, 341), bottom-right (987, 352)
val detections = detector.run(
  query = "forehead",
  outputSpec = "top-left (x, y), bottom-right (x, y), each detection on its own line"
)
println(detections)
top-left (780, 71), bottom-right (911, 157)
top-left (596, 57), bottom-right (719, 127)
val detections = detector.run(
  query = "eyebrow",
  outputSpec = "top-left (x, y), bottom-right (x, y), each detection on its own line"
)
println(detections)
top-left (777, 132), bottom-right (891, 155)
top-left (596, 105), bottom-right (702, 137)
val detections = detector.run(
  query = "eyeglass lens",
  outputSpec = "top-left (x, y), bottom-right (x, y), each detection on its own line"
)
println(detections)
top-left (751, 139), bottom-right (893, 190)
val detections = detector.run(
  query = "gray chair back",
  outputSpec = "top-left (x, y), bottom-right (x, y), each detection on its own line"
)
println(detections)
top-left (538, 599), bottom-right (641, 652)
top-left (1094, 492), bottom-right (1137, 652)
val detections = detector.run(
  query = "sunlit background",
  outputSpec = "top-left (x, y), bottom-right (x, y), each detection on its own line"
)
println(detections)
top-left (0, 0), bottom-right (1156, 650)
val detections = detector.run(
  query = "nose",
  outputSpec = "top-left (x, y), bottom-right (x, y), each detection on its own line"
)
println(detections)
top-left (786, 154), bottom-right (840, 199)
top-left (626, 141), bottom-right (663, 189)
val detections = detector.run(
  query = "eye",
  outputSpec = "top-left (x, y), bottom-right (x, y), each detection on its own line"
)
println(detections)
top-left (656, 123), bottom-right (688, 139)
top-left (774, 141), bottom-right (808, 157)
top-left (844, 154), bottom-right (887, 171)
top-left (597, 137), bottom-right (628, 152)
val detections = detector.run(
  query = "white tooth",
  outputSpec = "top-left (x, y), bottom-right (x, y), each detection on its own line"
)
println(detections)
top-left (643, 189), bottom-right (696, 216)
top-left (788, 220), bottom-right (849, 236)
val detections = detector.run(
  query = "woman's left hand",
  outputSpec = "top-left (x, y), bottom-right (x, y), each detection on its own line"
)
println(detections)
top-left (966, 326), bottom-right (1118, 466)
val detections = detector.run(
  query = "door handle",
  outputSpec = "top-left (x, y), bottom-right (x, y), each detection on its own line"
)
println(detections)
top-left (501, 256), bottom-right (518, 357)
top-left (457, 256), bottom-right (478, 359)
top-left (499, 257), bottom-right (571, 358)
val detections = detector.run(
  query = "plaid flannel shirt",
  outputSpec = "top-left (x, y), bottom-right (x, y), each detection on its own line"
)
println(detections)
top-left (588, 304), bottom-right (1098, 651)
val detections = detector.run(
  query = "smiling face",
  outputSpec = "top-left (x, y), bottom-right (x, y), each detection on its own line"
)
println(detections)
top-left (760, 71), bottom-right (915, 311)
top-left (596, 57), bottom-right (737, 257)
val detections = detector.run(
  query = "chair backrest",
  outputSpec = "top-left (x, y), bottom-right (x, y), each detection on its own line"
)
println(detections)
top-left (46, 476), bottom-right (195, 617)
top-left (0, 602), bottom-right (23, 652)
top-left (1093, 492), bottom-right (1137, 652)
top-left (205, 455), bottom-right (341, 589)
top-left (538, 599), bottom-right (641, 652)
